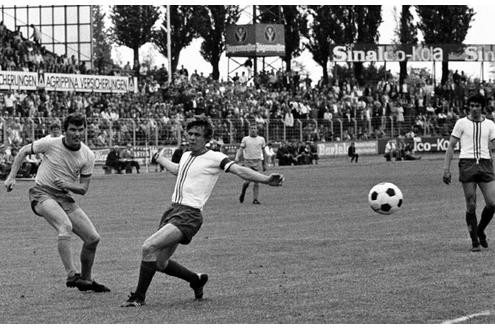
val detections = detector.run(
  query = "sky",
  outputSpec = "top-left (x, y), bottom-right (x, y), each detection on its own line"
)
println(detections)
top-left (105, 3), bottom-right (495, 84)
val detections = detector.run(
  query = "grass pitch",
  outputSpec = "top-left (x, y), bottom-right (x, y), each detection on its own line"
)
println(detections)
top-left (2, 154), bottom-right (495, 324)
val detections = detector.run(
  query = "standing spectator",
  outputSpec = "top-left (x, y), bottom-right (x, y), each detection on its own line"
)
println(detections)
top-left (348, 141), bottom-right (359, 163)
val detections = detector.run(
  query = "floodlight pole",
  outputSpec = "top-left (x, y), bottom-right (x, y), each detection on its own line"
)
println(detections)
top-left (167, 5), bottom-right (172, 84)
top-left (253, 5), bottom-right (257, 78)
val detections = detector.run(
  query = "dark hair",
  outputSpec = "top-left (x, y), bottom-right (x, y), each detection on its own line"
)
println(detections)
top-left (467, 94), bottom-right (486, 107)
top-left (63, 112), bottom-right (86, 131)
top-left (186, 118), bottom-right (213, 140)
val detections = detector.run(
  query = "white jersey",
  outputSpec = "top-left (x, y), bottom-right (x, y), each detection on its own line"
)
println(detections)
top-left (451, 116), bottom-right (495, 160)
top-left (172, 150), bottom-right (234, 210)
top-left (33, 137), bottom-right (95, 192)
top-left (240, 135), bottom-right (266, 160)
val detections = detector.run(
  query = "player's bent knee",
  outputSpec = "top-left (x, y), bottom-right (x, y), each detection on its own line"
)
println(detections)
top-left (84, 234), bottom-right (100, 250)
top-left (142, 240), bottom-right (158, 257)
top-left (58, 224), bottom-right (73, 238)
top-left (156, 260), bottom-right (169, 272)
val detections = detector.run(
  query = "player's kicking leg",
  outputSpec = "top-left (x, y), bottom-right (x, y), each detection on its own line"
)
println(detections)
top-left (69, 208), bottom-right (110, 292)
top-left (121, 223), bottom-right (207, 307)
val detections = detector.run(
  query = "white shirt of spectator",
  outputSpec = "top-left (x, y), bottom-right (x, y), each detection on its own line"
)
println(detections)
top-left (33, 137), bottom-right (95, 192)
top-left (4, 94), bottom-right (16, 108)
top-left (240, 135), bottom-right (266, 160)
top-left (172, 150), bottom-right (234, 210)
top-left (451, 116), bottom-right (495, 160)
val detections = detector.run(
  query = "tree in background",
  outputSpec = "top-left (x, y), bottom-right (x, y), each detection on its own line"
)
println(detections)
top-left (110, 5), bottom-right (160, 76)
top-left (154, 6), bottom-right (199, 75)
top-left (92, 6), bottom-right (113, 74)
top-left (258, 6), bottom-right (308, 72)
top-left (352, 6), bottom-right (382, 85)
top-left (304, 6), bottom-right (334, 85)
top-left (394, 5), bottom-right (418, 86)
top-left (194, 5), bottom-right (240, 80)
top-left (416, 5), bottom-right (474, 85)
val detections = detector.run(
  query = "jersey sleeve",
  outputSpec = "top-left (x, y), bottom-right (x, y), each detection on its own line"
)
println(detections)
top-left (80, 149), bottom-right (95, 177)
top-left (451, 119), bottom-right (463, 139)
top-left (32, 137), bottom-right (53, 154)
top-left (240, 137), bottom-right (246, 149)
top-left (216, 152), bottom-right (234, 172)
top-left (490, 121), bottom-right (495, 141)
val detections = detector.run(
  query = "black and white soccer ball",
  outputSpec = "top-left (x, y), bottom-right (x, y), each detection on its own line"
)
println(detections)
top-left (368, 182), bottom-right (403, 215)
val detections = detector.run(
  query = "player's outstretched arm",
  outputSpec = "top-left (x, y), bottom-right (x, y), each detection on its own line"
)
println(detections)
top-left (228, 163), bottom-right (284, 186)
top-left (4, 144), bottom-right (31, 192)
top-left (155, 149), bottom-right (179, 175)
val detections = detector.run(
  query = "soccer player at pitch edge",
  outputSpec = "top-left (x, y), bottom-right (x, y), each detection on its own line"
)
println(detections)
top-left (121, 118), bottom-right (284, 307)
top-left (4, 113), bottom-right (110, 292)
top-left (235, 125), bottom-right (269, 205)
top-left (443, 94), bottom-right (495, 252)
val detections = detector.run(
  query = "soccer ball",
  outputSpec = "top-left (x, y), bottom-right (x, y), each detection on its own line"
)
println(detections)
top-left (368, 182), bottom-right (403, 215)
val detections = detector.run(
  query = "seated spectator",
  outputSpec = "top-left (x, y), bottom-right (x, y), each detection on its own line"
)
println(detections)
top-left (105, 145), bottom-right (126, 174)
top-left (348, 141), bottom-right (359, 163)
top-left (384, 139), bottom-right (397, 162)
top-left (120, 143), bottom-right (140, 173)
top-left (403, 142), bottom-right (421, 160)
top-left (264, 143), bottom-right (276, 167)
top-left (276, 141), bottom-right (296, 166)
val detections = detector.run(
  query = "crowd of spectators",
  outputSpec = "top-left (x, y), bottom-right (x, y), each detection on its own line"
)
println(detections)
top-left (2, 21), bottom-right (495, 159)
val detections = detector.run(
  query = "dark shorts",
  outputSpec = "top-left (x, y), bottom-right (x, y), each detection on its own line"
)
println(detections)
top-left (28, 184), bottom-right (79, 216)
top-left (244, 159), bottom-right (262, 171)
top-left (458, 159), bottom-right (495, 183)
top-left (159, 203), bottom-right (203, 245)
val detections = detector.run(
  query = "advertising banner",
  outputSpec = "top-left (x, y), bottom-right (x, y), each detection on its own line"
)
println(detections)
top-left (226, 24), bottom-right (285, 57)
top-left (316, 140), bottom-right (377, 158)
top-left (43, 73), bottom-right (137, 93)
top-left (329, 44), bottom-right (495, 62)
top-left (0, 71), bottom-right (39, 90)
top-left (376, 137), bottom-right (460, 154)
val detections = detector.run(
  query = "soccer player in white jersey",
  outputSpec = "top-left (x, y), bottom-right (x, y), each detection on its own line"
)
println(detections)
top-left (121, 118), bottom-right (284, 307)
top-left (443, 94), bottom-right (495, 252)
top-left (4, 113), bottom-right (110, 292)
top-left (235, 125), bottom-right (269, 204)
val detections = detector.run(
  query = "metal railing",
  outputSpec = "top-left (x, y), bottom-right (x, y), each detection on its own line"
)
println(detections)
top-left (0, 115), bottom-right (456, 148)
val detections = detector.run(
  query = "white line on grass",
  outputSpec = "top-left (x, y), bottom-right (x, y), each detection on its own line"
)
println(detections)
top-left (441, 310), bottom-right (491, 324)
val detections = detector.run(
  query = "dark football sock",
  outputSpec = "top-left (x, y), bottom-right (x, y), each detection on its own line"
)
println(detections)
top-left (162, 260), bottom-right (198, 284)
top-left (479, 206), bottom-right (495, 237)
top-left (135, 261), bottom-right (157, 299)
top-left (465, 211), bottom-right (479, 243)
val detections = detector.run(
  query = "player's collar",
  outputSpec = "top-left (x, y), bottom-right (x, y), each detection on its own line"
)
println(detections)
top-left (467, 115), bottom-right (485, 122)
top-left (190, 147), bottom-right (208, 157)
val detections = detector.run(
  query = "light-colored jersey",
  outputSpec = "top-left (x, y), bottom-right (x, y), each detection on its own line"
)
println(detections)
top-left (240, 135), bottom-right (266, 160)
top-left (172, 150), bottom-right (234, 210)
top-left (451, 116), bottom-right (495, 160)
top-left (33, 137), bottom-right (95, 192)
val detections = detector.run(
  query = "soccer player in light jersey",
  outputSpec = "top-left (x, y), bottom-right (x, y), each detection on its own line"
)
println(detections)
top-left (443, 94), bottom-right (495, 252)
top-left (4, 113), bottom-right (110, 292)
top-left (121, 118), bottom-right (284, 307)
top-left (235, 125), bottom-right (269, 204)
